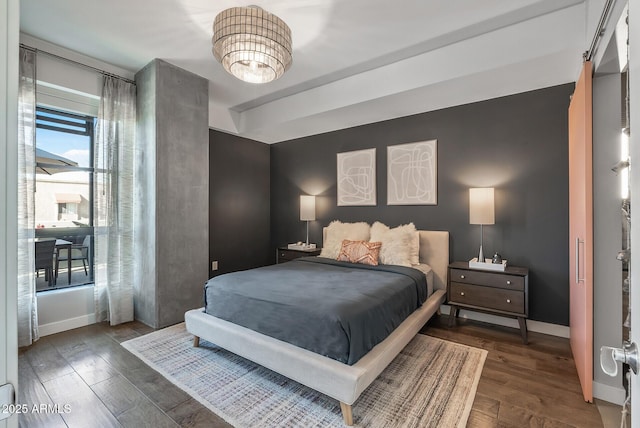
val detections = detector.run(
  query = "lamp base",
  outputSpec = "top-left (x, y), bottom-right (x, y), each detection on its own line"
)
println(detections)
top-left (478, 245), bottom-right (484, 263)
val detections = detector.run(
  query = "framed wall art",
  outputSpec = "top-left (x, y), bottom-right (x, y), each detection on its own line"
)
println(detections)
top-left (337, 148), bottom-right (376, 206)
top-left (387, 140), bottom-right (437, 205)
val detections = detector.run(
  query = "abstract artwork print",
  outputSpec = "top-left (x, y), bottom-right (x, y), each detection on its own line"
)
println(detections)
top-left (387, 140), bottom-right (437, 205)
top-left (337, 148), bottom-right (376, 206)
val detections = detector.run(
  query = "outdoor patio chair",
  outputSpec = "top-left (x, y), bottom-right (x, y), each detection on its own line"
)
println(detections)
top-left (35, 239), bottom-right (57, 287)
top-left (55, 235), bottom-right (90, 279)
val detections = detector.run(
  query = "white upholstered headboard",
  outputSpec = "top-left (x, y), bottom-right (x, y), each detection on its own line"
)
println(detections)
top-left (321, 228), bottom-right (450, 292)
top-left (417, 230), bottom-right (449, 291)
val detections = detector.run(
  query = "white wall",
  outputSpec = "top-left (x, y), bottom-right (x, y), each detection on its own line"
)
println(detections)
top-left (20, 33), bottom-right (134, 117)
top-left (588, 0), bottom-right (629, 71)
top-left (628, 0), bottom-right (640, 418)
top-left (592, 72), bottom-right (625, 405)
top-left (583, 0), bottom-right (631, 406)
top-left (36, 286), bottom-right (95, 337)
top-left (1, 0), bottom-right (19, 426)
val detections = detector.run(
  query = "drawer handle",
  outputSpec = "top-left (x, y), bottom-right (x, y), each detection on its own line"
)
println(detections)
top-left (460, 292), bottom-right (465, 296)
top-left (506, 280), bottom-right (512, 285)
top-left (506, 299), bottom-right (511, 303)
top-left (460, 275), bottom-right (465, 279)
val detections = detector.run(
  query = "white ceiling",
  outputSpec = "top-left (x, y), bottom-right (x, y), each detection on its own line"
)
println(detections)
top-left (19, 0), bottom-right (588, 143)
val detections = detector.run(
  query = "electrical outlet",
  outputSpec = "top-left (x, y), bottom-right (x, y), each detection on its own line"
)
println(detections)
top-left (212, 261), bottom-right (218, 271)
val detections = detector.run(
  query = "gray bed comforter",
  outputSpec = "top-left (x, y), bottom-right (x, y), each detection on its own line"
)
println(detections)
top-left (204, 257), bottom-right (428, 365)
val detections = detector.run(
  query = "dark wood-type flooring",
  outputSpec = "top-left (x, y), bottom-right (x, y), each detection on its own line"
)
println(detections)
top-left (17, 315), bottom-right (604, 427)
top-left (423, 316), bottom-right (604, 428)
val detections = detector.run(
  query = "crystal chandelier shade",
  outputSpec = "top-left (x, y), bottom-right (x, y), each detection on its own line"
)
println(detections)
top-left (212, 6), bottom-right (293, 84)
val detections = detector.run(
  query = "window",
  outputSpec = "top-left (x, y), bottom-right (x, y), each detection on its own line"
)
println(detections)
top-left (35, 106), bottom-right (96, 291)
top-left (57, 201), bottom-right (78, 219)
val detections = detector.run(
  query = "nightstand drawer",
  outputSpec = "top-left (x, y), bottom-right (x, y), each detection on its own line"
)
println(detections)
top-left (278, 249), bottom-right (302, 262)
top-left (278, 250), bottom-right (296, 261)
top-left (449, 282), bottom-right (525, 314)
top-left (277, 247), bottom-right (321, 263)
top-left (450, 268), bottom-right (524, 291)
top-left (447, 261), bottom-right (529, 343)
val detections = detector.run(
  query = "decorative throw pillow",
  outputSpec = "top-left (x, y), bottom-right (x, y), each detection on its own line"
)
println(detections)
top-left (336, 240), bottom-right (382, 266)
top-left (320, 220), bottom-right (371, 259)
top-left (369, 221), bottom-right (417, 267)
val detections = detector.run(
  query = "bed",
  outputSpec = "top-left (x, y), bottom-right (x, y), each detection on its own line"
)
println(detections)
top-left (185, 229), bottom-right (449, 426)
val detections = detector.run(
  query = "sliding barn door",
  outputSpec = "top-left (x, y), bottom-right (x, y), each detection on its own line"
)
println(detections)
top-left (568, 60), bottom-right (593, 403)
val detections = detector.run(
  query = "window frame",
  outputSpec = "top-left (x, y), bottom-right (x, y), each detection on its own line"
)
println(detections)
top-left (34, 105), bottom-right (97, 291)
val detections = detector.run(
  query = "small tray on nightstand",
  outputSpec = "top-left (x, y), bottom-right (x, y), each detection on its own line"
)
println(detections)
top-left (288, 243), bottom-right (317, 250)
top-left (468, 258), bottom-right (507, 271)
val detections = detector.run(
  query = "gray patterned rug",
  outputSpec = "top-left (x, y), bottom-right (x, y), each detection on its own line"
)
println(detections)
top-left (122, 323), bottom-right (486, 427)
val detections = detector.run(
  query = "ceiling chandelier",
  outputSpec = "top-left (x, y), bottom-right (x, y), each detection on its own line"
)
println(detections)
top-left (212, 6), bottom-right (293, 84)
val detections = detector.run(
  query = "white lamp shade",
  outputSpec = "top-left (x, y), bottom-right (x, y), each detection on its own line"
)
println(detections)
top-left (300, 195), bottom-right (316, 221)
top-left (469, 188), bottom-right (495, 225)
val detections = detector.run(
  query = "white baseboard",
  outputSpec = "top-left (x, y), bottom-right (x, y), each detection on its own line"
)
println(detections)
top-left (440, 304), bottom-right (570, 338)
top-left (593, 381), bottom-right (626, 405)
top-left (38, 313), bottom-right (96, 337)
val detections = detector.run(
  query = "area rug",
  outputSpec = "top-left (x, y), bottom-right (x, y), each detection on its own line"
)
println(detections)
top-left (122, 323), bottom-right (487, 427)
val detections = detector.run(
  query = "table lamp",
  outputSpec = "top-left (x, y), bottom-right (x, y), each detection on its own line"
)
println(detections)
top-left (300, 195), bottom-right (316, 247)
top-left (469, 188), bottom-right (495, 263)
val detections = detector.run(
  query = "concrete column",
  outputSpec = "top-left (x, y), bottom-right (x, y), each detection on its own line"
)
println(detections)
top-left (135, 59), bottom-right (209, 328)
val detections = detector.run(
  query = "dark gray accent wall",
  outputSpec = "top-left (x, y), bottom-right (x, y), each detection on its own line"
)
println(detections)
top-left (271, 84), bottom-right (573, 325)
top-left (135, 59), bottom-right (209, 328)
top-left (209, 130), bottom-right (271, 277)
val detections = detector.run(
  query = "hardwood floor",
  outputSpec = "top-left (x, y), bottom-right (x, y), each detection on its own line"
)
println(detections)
top-left (422, 315), bottom-right (605, 428)
top-left (19, 321), bottom-right (231, 428)
top-left (18, 316), bottom-right (605, 427)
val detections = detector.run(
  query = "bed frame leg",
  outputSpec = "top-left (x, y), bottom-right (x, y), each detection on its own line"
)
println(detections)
top-left (340, 402), bottom-right (353, 426)
top-left (193, 336), bottom-right (200, 347)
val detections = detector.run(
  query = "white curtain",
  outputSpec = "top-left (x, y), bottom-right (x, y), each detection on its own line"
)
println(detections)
top-left (94, 76), bottom-right (136, 325)
top-left (17, 47), bottom-right (38, 347)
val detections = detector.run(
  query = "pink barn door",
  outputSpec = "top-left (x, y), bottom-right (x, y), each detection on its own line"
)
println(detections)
top-left (568, 60), bottom-right (593, 403)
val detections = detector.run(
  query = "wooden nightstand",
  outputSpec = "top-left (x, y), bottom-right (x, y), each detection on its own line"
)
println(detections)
top-left (276, 247), bottom-right (321, 263)
top-left (447, 261), bottom-right (529, 344)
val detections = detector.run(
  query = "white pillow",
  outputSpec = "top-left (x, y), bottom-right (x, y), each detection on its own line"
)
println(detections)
top-left (320, 220), bottom-right (371, 259)
top-left (370, 221), bottom-right (417, 267)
